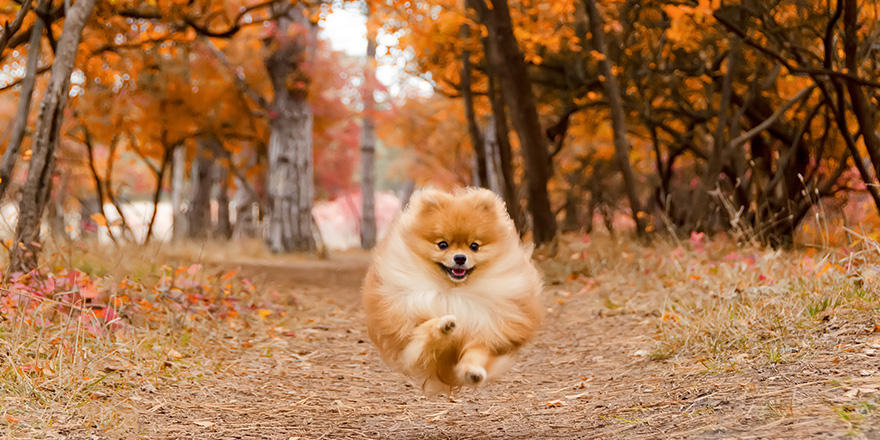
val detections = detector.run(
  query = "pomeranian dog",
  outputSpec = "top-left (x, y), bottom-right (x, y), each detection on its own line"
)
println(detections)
top-left (362, 187), bottom-right (543, 393)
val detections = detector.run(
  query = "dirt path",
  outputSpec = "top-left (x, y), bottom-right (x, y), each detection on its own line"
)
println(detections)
top-left (85, 254), bottom-right (879, 439)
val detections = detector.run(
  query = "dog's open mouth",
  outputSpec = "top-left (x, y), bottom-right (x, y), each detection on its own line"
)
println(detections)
top-left (439, 264), bottom-right (475, 281)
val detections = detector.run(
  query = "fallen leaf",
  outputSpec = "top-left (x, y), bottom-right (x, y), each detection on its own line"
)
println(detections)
top-left (4, 415), bottom-right (19, 424)
top-left (546, 400), bottom-right (565, 408)
top-left (221, 269), bottom-right (238, 281)
top-left (90, 213), bottom-right (107, 227)
top-left (79, 284), bottom-right (101, 299)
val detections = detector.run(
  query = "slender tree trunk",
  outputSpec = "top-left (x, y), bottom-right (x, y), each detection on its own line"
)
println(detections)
top-left (473, 0), bottom-right (556, 243)
top-left (213, 141), bottom-right (232, 240)
top-left (583, 0), bottom-right (645, 237)
top-left (144, 148), bottom-right (171, 244)
top-left (842, 0), bottom-right (880, 178)
top-left (81, 122), bottom-right (116, 243)
top-left (171, 143), bottom-right (187, 240)
top-left (360, 5), bottom-right (378, 249)
top-left (105, 135), bottom-right (133, 240)
top-left (485, 66), bottom-right (522, 229)
top-left (482, 116), bottom-right (503, 195)
top-left (0, 2), bottom-right (46, 201)
top-left (187, 139), bottom-right (214, 240)
top-left (265, 6), bottom-right (316, 252)
top-left (9, 0), bottom-right (96, 273)
top-left (460, 24), bottom-right (488, 188)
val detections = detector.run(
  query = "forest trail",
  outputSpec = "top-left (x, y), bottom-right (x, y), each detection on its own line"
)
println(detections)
top-left (58, 252), bottom-right (878, 439)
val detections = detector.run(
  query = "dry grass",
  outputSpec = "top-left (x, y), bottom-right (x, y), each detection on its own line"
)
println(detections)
top-left (546, 233), bottom-right (880, 363)
top-left (0, 238), bottom-right (297, 438)
top-left (3, 232), bottom-right (880, 438)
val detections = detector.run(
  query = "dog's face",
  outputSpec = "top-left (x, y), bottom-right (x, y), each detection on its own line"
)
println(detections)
top-left (402, 189), bottom-right (514, 283)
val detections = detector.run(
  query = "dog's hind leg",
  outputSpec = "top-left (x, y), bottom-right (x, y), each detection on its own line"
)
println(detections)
top-left (400, 315), bottom-right (456, 370)
top-left (455, 344), bottom-right (490, 386)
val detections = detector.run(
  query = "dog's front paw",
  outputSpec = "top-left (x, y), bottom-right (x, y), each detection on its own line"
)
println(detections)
top-left (436, 315), bottom-right (456, 335)
top-left (459, 365), bottom-right (487, 385)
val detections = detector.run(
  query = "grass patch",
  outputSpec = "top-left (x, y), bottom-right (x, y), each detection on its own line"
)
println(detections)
top-left (549, 233), bottom-right (880, 367)
top-left (0, 238), bottom-right (287, 437)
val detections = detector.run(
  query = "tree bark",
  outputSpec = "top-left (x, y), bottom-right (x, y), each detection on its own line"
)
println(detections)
top-left (842, 0), bottom-right (880, 179)
top-left (360, 6), bottom-right (377, 249)
top-left (104, 136), bottom-right (134, 240)
top-left (583, 0), bottom-right (645, 237)
top-left (265, 5), bottom-right (316, 252)
top-left (0, 2), bottom-right (46, 201)
top-left (471, 0), bottom-right (556, 243)
top-left (80, 121), bottom-right (116, 243)
top-left (484, 63), bottom-right (522, 229)
top-left (171, 143), bottom-right (187, 240)
top-left (460, 24), bottom-right (488, 188)
top-left (481, 115), bottom-right (503, 195)
top-left (9, 0), bottom-right (97, 274)
top-left (143, 147), bottom-right (170, 244)
top-left (213, 141), bottom-right (232, 240)
top-left (187, 139), bottom-right (214, 240)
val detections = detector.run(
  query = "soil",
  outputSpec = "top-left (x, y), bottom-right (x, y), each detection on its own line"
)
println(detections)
top-left (58, 253), bottom-right (880, 439)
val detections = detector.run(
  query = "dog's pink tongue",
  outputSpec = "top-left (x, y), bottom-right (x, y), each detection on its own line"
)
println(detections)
top-left (453, 268), bottom-right (466, 276)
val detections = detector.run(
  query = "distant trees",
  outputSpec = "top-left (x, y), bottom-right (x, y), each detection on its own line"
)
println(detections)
top-left (377, 0), bottom-right (880, 247)
top-left (9, 0), bottom-right (97, 272)
top-left (0, 0), bottom-right (363, 272)
top-left (6, 0), bottom-right (880, 274)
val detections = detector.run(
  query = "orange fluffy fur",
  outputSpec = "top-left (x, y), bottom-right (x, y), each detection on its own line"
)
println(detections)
top-left (362, 188), bottom-right (543, 393)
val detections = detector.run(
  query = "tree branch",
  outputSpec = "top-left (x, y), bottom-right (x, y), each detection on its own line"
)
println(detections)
top-left (729, 85), bottom-right (816, 149)
top-left (0, 0), bottom-right (32, 55)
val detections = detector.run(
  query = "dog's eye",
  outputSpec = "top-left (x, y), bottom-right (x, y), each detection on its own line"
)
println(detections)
top-left (469, 242), bottom-right (480, 252)
top-left (437, 241), bottom-right (449, 250)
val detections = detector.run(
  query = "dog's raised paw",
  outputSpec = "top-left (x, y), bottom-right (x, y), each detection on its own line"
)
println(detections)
top-left (437, 315), bottom-right (456, 335)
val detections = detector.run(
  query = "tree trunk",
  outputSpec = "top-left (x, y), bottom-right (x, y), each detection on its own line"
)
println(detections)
top-left (360, 7), bottom-right (378, 249)
top-left (214, 142), bottom-right (232, 240)
top-left (9, 0), bottom-right (96, 274)
top-left (484, 64), bottom-right (522, 229)
top-left (842, 0), bottom-right (880, 179)
top-left (171, 143), bottom-right (187, 240)
top-left (473, 0), bottom-right (556, 243)
top-left (143, 148), bottom-right (170, 244)
top-left (105, 135), bottom-right (134, 240)
top-left (231, 152), bottom-right (260, 239)
top-left (0, 2), bottom-right (46, 201)
top-left (460, 25), bottom-right (488, 188)
top-left (81, 121), bottom-right (116, 243)
top-left (583, 0), bottom-right (645, 237)
top-left (482, 116), bottom-right (503, 195)
top-left (187, 139), bottom-right (214, 240)
top-left (265, 6), bottom-right (316, 253)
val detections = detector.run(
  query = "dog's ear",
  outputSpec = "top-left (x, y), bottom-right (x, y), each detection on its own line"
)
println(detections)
top-left (466, 188), bottom-right (506, 216)
top-left (408, 188), bottom-right (449, 215)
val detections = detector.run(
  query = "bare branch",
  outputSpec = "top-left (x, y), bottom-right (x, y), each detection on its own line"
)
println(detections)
top-left (729, 85), bottom-right (816, 149)
top-left (199, 36), bottom-right (271, 111)
top-left (0, 0), bottom-right (33, 55)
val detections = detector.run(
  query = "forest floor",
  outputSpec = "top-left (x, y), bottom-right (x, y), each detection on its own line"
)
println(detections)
top-left (4, 235), bottom-right (880, 439)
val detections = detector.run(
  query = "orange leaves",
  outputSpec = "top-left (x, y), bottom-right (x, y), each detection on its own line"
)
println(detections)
top-left (663, 0), bottom-right (720, 51)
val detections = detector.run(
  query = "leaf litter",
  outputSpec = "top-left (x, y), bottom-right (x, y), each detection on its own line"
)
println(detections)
top-left (4, 235), bottom-right (880, 438)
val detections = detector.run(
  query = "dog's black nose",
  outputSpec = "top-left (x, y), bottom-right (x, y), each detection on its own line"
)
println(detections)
top-left (453, 254), bottom-right (467, 265)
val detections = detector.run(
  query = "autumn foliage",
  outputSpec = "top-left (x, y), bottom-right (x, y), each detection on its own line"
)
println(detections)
top-left (0, 0), bottom-right (879, 265)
